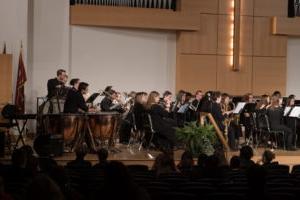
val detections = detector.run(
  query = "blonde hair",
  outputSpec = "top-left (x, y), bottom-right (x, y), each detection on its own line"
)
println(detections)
top-left (146, 91), bottom-right (160, 110)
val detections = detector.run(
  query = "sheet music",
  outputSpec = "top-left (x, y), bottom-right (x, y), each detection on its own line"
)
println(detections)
top-left (284, 106), bottom-right (292, 116)
top-left (177, 104), bottom-right (189, 113)
top-left (233, 102), bottom-right (246, 114)
top-left (289, 106), bottom-right (300, 118)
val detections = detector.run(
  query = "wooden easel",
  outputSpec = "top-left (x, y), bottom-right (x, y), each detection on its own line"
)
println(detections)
top-left (200, 112), bottom-right (230, 151)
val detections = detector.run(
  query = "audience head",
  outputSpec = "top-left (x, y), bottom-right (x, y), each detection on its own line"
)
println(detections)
top-left (262, 150), bottom-right (275, 165)
top-left (97, 148), bottom-right (108, 163)
top-left (230, 156), bottom-right (240, 169)
top-left (197, 153), bottom-right (208, 167)
top-left (11, 148), bottom-right (27, 168)
top-left (75, 145), bottom-right (88, 160)
top-left (26, 174), bottom-right (64, 200)
top-left (56, 69), bottom-right (66, 81)
top-left (246, 164), bottom-right (266, 196)
top-left (70, 78), bottom-right (80, 90)
top-left (240, 145), bottom-right (254, 161)
top-left (178, 151), bottom-right (194, 171)
top-left (104, 161), bottom-right (132, 186)
top-left (152, 153), bottom-right (176, 175)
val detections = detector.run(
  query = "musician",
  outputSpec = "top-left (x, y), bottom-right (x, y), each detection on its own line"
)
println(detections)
top-left (240, 93), bottom-right (255, 140)
top-left (63, 82), bottom-right (92, 113)
top-left (210, 91), bottom-right (226, 133)
top-left (119, 92), bottom-right (147, 144)
top-left (267, 95), bottom-right (296, 151)
top-left (284, 94), bottom-right (297, 133)
top-left (159, 91), bottom-right (173, 112)
top-left (220, 93), bottom-right (240, 150)
top-left (255, 94), bottom-right (271, 130)
top-left (69, 78), bottom-right (80, 90)
top-left (100, 89), bottom-right (124, 113)
top-left (173, 90), bottom-right (187, 126)
top-left (47, 69), bottom-right (67, 99)
top-left (146, 91), bottom-right (177, 151)
top-left (188, 90), bottom-right (203, 121)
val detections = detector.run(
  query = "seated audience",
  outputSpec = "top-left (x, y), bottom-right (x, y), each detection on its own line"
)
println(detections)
top-left (0, 177), bottom-right (13, 200)
top-left (66, 145), bottom-right (92, 169)
top-left (239, 145), bottom-right (255, 169)
top-left (93, 148), bottom-right (109, 170)
top-left (102, 161), bottom-right (150, 200)
top-left (152, 153), bottom-right (177, 176)
top-left (177, 151), bottom-right (194, 174)
top-left (230, 155), bottom-right (241, 170)
top-left (258, 150), bottom-right (278, 167)
top-left (26, 174), bottom-right (64, 200)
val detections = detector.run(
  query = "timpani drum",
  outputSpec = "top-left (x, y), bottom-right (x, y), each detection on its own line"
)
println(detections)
top-left (87, 112), bottom-right (121, 147)
top-left (42, 113), bottom-right (84, 145)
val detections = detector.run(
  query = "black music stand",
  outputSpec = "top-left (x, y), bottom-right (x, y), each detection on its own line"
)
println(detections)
top-left (86, 93), bottom-right (100, 104)
top-left (12, 114), bottom-right (36, 149)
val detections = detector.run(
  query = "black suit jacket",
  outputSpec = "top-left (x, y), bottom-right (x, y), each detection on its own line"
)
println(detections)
top-left (47, 78), bottom-right (64, 98)
top-left (63, 88), bottom-right (88, 113)
top-left (211, 102), bottom-right (225, 131)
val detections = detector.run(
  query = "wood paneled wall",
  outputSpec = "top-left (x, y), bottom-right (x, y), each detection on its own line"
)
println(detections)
top-left (0, 54), bottom-right (13, 106)
top-left (176, 0), bottom-right (288, 96)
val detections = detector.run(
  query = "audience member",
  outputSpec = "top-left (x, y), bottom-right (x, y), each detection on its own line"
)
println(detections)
top-left (102, 161), bottom-right (150, 200)
top-left (66, 145), bottom-right (92, 170)
top-left (26, 174), bottom-right (64, 200)
top-left (259, 150), bottom-right (278, 167)
top-left (230, 155), bottom-right (240, 170)
top-left (177, 151), bottom-right (194, 174)
top-left (239, 146), bottom-right (255, 169)
top-left (93, 148), bottom-right (109, 170)
top-left (152, 153), bottom-right (177, 176)
top-left (0, 177), bottom-right (13, 200)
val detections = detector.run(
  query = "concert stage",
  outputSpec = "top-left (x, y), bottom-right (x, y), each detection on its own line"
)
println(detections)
top-left (2, 143), bottom-right (300, 170)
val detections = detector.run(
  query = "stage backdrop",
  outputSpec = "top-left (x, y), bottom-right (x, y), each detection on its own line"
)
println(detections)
top-left (71, 26), bottom-right (176, 94)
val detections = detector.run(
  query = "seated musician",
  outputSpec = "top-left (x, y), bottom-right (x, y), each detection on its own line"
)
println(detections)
top-left (159, 91), bottom-right (173, 114)
top-left (47, 69), bottom-right (67, 99)
top-left (255, 94), bottom-right (270, 129)
top-left (100, 89), bottom-right (125, 113)
top-left (119, 92), bottom-right (148, 144)
top-left (173, 90), bottom-right (187, 126)
top-left (267, 95), bottom-right (296, 151)
top-left (63, 82), bottom-right (93, 113)
top-left (221, 93), bottom-right (240, 150)
top-left (240, 93), bottom-right (255, 140)
top-left (284, 94), bottom-right (297, 133)
top-left (188, 90), bottom-right (203, 122)
top-left (146, 91), bottom-right (177, 151)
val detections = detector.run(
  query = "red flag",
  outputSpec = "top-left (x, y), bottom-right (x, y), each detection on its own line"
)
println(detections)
top-left (15, 48), bottom-right (27, 114)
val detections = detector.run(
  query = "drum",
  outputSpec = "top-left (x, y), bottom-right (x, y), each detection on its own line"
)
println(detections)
top-left (88, 112), bottom-right (121, 147)
top-left (42, 114), bottom-right (84, 145)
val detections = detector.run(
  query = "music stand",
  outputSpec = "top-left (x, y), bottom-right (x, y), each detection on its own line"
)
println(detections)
top-left (289, 106), bottom-right (300, 118)
top-left (233, 102), bottom-right (246, 114)
top-left (86, 93), bottom-right (100, 104)
top-left (284, 106), bottom-right (292, 117)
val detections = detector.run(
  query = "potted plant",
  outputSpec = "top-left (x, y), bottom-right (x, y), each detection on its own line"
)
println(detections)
top-left (175, 121), bottom-right (217, 157)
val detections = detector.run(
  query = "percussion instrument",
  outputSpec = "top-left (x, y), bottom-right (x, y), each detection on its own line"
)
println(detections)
top-left (41, 112), bottom-right (121, 150)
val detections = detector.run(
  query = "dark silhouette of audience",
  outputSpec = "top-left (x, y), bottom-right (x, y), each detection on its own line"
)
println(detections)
top-left (66, 145), bottom-right (92, 170)
top-left (230, 155), bottom-right (241, 170)
top-left (177, 151), bottom-right (194, 174)
top-left (92, 148), bottom-right (108, 170)
top-left (152, 152), bottom-right (177, 176)
top-left (102, 161), bottom-right (151, 200)
top-left (239, 145), bottom-right (255, 169)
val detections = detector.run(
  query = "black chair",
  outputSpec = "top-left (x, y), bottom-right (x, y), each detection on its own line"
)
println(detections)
top-left (127, 164), bottom-right (149, 173)
top-left (264, 164), bottom-right (290, 176)
top-left (264, 114), bottom-right (286, 150)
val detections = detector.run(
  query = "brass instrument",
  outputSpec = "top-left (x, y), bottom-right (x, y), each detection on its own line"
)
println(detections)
top-left (221, 101), bottom-right (236, 141)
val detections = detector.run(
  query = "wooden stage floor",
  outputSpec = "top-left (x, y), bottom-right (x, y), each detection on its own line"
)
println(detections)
top-left (2, 143), bottom-right (300, 169)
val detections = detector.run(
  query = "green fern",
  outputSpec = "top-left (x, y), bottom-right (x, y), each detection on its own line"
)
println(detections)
top-left (175, 121), bottom-right (217, 156)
